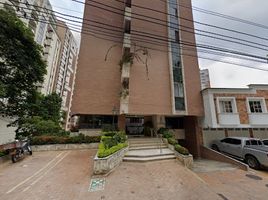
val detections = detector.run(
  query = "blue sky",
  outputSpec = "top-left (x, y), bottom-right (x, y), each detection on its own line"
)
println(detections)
top-left (49, 0), bottom-right (268, 88)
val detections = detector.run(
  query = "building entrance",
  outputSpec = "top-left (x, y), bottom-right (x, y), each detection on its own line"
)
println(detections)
top-left (125, 116), bottom-right (144, 135)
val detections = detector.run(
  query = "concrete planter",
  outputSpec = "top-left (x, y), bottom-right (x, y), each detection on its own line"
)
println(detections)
top-left (162, 138), bottom-right (168, 144)
top-left (168, 144), bottom-right (175, 151)
top-left (94, 146), bottom-right (129, 175)
top-left (174, 151), bottom-right (193, 169)
top-left (31, 143), bottom-right (99, 152)
top-left (163, 138), bottom-right (193, 169)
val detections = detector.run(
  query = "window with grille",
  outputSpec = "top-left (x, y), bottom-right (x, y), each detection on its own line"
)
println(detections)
top-left (249, 101), bottom-right (263, 113)
top-left (219, 100), bottom-right (233, 113)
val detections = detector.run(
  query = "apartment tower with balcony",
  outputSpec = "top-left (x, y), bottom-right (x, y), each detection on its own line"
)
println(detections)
top-left (71, 0), bottom-right (203, 156)
top-left (0, 0), bottom-right (61, 95)
top-left (53, 20), bottom-right (78, 129)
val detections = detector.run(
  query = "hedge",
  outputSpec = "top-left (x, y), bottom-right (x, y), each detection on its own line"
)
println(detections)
top-left (0, 151), bottom-right (8, 157)
top-left (168, 138), bottom-right (178, 145)
top-left (31, 135), bottom-right (101, 145)
top-left (174, 144), bottom-right (190, 155)
top-left (97, 142), bottom-right (128, 158)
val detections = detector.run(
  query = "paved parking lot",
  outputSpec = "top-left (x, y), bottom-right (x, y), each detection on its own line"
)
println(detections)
top-left (0, 150), bottom-right (96, 200)
top-left (1, 150), bottom-right (268, 200)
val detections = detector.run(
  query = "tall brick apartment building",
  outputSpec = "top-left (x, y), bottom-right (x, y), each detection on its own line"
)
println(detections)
top-left (71, 0), bottom-right (203, 156)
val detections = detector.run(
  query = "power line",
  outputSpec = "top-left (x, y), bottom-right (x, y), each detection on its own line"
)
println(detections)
top-left (112, 0), bottom-right (268, 42)
top-left (10, 0), bottom-right (268, 57)
top-left (158, 0), bottom-right (268, 30)
top-left (10, 10), bottom-right (268, 73)
top-left (70, 0), bottom-right (268, 52)
top-left (4, 1), bottom-right (268, 64)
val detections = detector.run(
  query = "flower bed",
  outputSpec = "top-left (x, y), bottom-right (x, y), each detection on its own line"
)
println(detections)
top-left (94, 131), bottom-right (128, 175)
top-left (31, 134), bottom-right (101, 145)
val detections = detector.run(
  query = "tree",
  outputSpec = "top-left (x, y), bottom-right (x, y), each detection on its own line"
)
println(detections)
top-left (16, 93), bottom-right (64, 137)
top-left (0, 8), bottom-right (46, 118)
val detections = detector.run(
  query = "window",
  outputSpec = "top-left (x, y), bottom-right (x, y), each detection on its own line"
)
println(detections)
top-left (175, 30), bottom-right (180, 43)
top-left (124, 20), bottom-right (131, 34)
top-left (219, 100), bottom-right (233, 113)
top-left (246, 140), bottom-right (263, 146)
top-left (217, 97), bottom-right (237, 114)
top-left (221, 138), bottom-right (241, 145)
top-left (249, 101), bottom-right (263, 113)
top-left (174, 83), bottom-right (184, 98)
top-left (175, 97), bottom-right (185, 111)
top-left (130, 118), bottom-right (142, 124)
top-left (36, 16), bottom-right (46, 45)
top-left (79, 115), bottom-right (117, 129)
top-left (125, 0), bottom-right (132, 7)
top-left (174, 8), bottom-right (178, 17)
top-left (232, 139), bottom-right (242, 145)
top-left (221, 138), bottom-right (233, 144)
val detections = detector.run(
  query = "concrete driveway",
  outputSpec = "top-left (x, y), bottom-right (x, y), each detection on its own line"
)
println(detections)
top-left (1, 150), bottom-right (268, 200)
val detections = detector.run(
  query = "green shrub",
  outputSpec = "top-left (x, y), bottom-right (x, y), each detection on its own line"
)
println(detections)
top-left (98, 143), bottom-right (128, 158)
top-left (31, 135), bottom-right (101, 145)
top-left (162, 131), bottom-right (173, 139)
top-left (157, 127), bottom-right (168, 134)
top-left (168, 138), bottom-right (178, 145)
top-left (101, 136), bottom-right (118, 149)
top-left (19, 116), bottom-right (62, 137)
top-left (174, 144), bottom-right (190, 155)
top-left (0, 151), bottom-right (8, 157)
top-left (113, 131), bottom-right (127, 143)
top-left (102, 131), bottom-right (116, 137)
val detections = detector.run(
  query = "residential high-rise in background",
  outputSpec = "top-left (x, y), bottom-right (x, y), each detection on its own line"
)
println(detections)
top-left (0, 0), bottom-right (78, 144)
top-left (0, 0), bottom-right (62, 95)
top-left (200, 69), bottom-right (211, 90)
top-left (71, 0), bottom-right (204, 156)
top-left (53, 20), bottom-right (78, 128)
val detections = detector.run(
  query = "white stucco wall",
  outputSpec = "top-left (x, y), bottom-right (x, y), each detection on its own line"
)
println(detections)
top-left (0, 117), bottom-right (16, 145)
top-left (202, 129), bottom-right (225, 148)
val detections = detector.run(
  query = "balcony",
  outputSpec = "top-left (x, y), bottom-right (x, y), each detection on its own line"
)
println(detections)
top-left (249, 113), bottom-right (268, 125)
top-left (124, 7), bottom-right (131, 20)
top-left (218, 113), bottom-right (240, 126)
top-left (123, 33), bottom-right (131, 48)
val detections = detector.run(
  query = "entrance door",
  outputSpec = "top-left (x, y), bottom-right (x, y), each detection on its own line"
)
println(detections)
top-left (126, 117), bottom-right (144, 135)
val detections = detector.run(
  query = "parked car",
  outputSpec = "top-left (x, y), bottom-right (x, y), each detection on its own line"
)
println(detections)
top-left (262, 139), bottom-right (268, 146)
top-left (211, 137), bottom-right (268, 169)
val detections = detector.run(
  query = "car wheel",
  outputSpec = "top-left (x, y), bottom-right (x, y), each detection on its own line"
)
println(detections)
top-left (246, 155), bottom-right (260, 170)
top-left (211, 144), bottom-right (220, 152)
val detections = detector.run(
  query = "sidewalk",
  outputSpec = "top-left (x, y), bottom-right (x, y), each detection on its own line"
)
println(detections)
top-left (89, 160), bottom-right (221, 200)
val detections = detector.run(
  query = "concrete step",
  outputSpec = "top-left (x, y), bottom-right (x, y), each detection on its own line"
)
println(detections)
top-left (129, 146), bottom-right (169, 151)
top-left (128, 139), bottom-right (160, 142)
top-left (125, 149), bottom-right (174, 158)
top-left (129, 140), bottom-right (162, 144)
top-left (123, 155), bottom-right (176, 162)
top-left (129, 143), bottom-right (167, 148)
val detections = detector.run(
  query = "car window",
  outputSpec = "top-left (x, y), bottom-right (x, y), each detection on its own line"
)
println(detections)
top-left (221, 138), bottom-right (232, 144)
top-left (251, 140), bottom-right (258, 145)
top-left (246, 140), bottom-right (250, 145)
top-left (258, 141), bottom-right (263, 145)
top-left (263, 140), bottom-right (268, 145)
top-left (232, 139), bottom-right (241, 145)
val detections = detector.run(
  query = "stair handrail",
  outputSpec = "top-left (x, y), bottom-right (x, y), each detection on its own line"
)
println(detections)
top-left (155, 129), bottom-right (163, 154)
